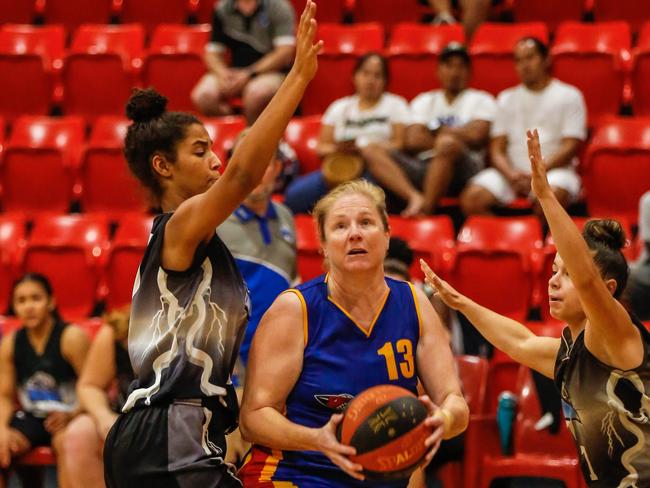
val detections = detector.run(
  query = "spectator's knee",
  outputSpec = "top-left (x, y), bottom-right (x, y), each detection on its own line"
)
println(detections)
top-left (243, 76), bottom-right (282, 121)
top-left (191, 76), bottom-right (222, 114)
top-left (434, 133), bottom-right (463, 160)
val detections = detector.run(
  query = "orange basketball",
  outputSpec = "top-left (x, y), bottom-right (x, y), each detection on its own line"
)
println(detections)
top-left (337, 385), bottom-right (432, 480)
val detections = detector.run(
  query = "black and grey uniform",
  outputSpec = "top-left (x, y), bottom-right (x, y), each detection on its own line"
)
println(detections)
top-left (555, 316), bottom-right (650, 487)
top-left (104, 213), bottom-right (250, 488)
top-left (11, 320), bottom-right (77, 447)
top-left (111, 340), bottom-right (134, 412)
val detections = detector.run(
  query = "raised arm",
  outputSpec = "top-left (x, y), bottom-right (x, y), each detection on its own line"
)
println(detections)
top-left (239, 291), bottom-right (362, 480)
top-left (527, 129), bottom-right (641, 370)
top-left (420, 260), bottom-right (561, 378)
top-left (165, 2), bottom-right (323, 256)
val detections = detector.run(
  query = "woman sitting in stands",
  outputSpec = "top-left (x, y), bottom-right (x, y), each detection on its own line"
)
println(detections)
top-left (0, 273), bottom-right (89, 488)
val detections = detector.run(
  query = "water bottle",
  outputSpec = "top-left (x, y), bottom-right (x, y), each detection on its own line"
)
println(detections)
top-left (496, 391), bottom-right (518, 455)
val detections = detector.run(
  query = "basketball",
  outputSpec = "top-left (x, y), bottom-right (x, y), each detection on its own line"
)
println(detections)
top-left (337, 385), bottom-right (432, 480)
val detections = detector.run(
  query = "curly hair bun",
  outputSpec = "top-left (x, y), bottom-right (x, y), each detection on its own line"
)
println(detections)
top-left (126, 88), bottom-right (167, 123)
top-left (583, 219), bottom-right (626, 251)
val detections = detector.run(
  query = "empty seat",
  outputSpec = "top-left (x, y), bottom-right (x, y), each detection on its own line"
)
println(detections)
top-left (1, 116), bottom-right (85, 214)
top-left (552, 22), bottom-right (630, 125)
top-left (387, 23), bottom-right (465, 101)
top-left (195, 0), bottom-right (216, 23)
top-left (105, 214), bottom-right (153, 310)
top-left (202, 116), bottom-right (247, 166)
top-left (511, 0), bottom-right (584, 31)
top-left (0, 0), bottom-right (36, 23)
top-left (449, 216), bottom-right (543, 322)
top-left (119, 0), bottom-right (192, 34)
top-left (143, 24), bottom-right (211, 112)
top-left (288, 0), bottom-right (346, 23)
top-left (0, 25), bottom-right (65, 120)
top-left (63, 24), bottom-right (144, 118)
top-left (283, 116), bottom-right (321, 174)
top-left (469, 23), bottom-right (549, 96)
top-left (0, 216), bottom-right (26, 315)
top-left (294, 213), bottom-right (323, 281)
top-left (42, 0), bottom-right (116, 32)
top-left (80, 116), bottom-right (150, 215)
top-left (302, 23), bottom-right (384, 115)
top-left (388, 215), bottom-right (455, 281)
top-left (631, 22), bottom-right (650, 116)
top-left (24, 214), bottom-right (110, 320)
top-left (593, 0), bottom-right (650, 34)
top-left (352, 0), bottom-right (428, 31)
top-left (583, 118), bottom-right (650, 223)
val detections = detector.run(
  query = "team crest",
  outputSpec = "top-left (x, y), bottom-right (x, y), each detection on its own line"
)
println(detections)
top-left (315, 393), bottom-right (354, 411)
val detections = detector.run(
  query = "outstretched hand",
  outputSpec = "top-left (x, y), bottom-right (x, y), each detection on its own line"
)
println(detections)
top-left (291, 0), bottom-right (324, 82)
top-left (526, 129), bottom-right (553, 199)
top-left (419, 259), bottom-right (465, 311)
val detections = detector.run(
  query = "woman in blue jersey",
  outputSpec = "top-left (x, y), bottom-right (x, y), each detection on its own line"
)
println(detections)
top-left (103, 3), bottom-right (322, 487)
top-left (238, 180), bottom-right (469, 487)
top-left (420, 130), bottom-right (650, 487)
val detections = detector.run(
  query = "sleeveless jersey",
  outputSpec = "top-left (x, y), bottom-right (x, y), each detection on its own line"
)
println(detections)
top-left (14, 320), bottom-right (78, 417)
top-left (554, 317), bottom-right (650, 487)
top-left (241, 275), bottom-right (421, 488)
top-left (112, 340), bottom-right (134, 412)
top-left (123, 213), bottom-right (250, 417)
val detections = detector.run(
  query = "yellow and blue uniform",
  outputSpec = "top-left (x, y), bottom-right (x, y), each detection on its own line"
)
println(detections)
top-left (240, 275), bottom-right (422, 487)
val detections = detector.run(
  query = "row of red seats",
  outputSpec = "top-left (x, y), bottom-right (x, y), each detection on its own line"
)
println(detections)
top-left (1, 113), bottom-right (648, 223)
top-left (2, 0), bottom-right (650, 33)
top-left (6, 21), bottom-right (650, 123)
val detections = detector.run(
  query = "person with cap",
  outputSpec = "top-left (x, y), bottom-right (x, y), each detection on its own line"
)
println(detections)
top-left (402, 42), bottom-right (496, 214)
top-left (628, 191), bottom-right (650, 321)
top-left (460, 37), bottom-right (586, 218)
top-left (284, 52), bottom-right (424, 216)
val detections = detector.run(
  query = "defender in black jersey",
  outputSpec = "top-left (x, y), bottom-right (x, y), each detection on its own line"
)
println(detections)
top-left (0, 273), bottom-right (89, 488)
top-left (103, 3), bottom-right (323, 487)
top-left (420, 129), bottom-right (650, 487)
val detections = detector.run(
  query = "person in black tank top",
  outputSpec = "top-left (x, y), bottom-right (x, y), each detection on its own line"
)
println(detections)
top-left (59, 307), bottom-right (135, 488)
top-left (420, 130), bottom-right (650, 487)
top-left (102, 5), bottom-right (323, 487)
top-left (0, 273), bottom-right (89, 488)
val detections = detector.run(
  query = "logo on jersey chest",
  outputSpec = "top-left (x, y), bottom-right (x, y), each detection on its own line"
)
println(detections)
top-left (314, 393), bottom-right (354, 411)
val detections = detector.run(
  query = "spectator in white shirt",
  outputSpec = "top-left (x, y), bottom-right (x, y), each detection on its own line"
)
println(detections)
top-left (460, 37), bottom-right (587, 217)
top-left (404, 43), bottom-right (496, 214)
top-left (284, 53), bottom-right (424, 215)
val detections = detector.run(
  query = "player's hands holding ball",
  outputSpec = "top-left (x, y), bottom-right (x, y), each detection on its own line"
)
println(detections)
top-left (313, 413), bottom-right (364, 480)
top-left (291, 0), bottom-right (324, 83)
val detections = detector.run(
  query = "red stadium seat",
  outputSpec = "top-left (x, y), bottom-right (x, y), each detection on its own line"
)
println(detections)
top-left (24, 214), bottom-right (111, 320)
top-left (80, 116), bottom-right (150, 215)
top-left (77, 316), bottom-right (103, 339)
top-left (105, 214), bottom-right (153, 310)
top-left (16, 446), bottom-right (56, 466)
top-left (302, 23), bottom-right (384, 115)
top-left (387, 215), bottom-right (455, 281)
top-left (0, 25), bottom-right (65, 120)
top-left (352, 0), bottom-right (428, 31)
top-left (511, 0), bottom-right (584, 31)
top-left (119, 0), bottom-right (192, 35)
top-left (593, 0), bottom-right (650, 34)
top-left (1, 116), bottom-right (85, 214)
top-left (387, 23), bottom-right (465, 101)
top-left (469, 23), bottom-right (549, 96)
top-left (449, 217), bottom-right (543, 322)
top-left (195, 0), bottom-right (215, 23)
top-left (582, 118), bottom-right (650, 223)
top-left (42, 0), bottom-right (117, 32)
top-left (477, 368), bottom-right (581, 488)
top-left (289, 0), bottom-right (347, 23)
top-left (0, 216), bottom-right (26, 315)
top-left (63, 24), bottom-right (144, 118)
top-left (143, 24), bottom-right (211, 112)
top-left (631, 22), bottom-right (650, 116)
top-left (284, 116), bottom-right (322, 174)
top-left (552, 22), bottom-right (630, 125)
top-left (202, 116), bottom-right (247, 166)
top-left (294, 213), bottom-right (323, 281)
top-left (0, 0), bottom-right (36, 23)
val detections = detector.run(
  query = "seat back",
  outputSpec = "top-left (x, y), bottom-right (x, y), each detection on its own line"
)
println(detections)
top-left (352, 0), bottom-right (428, 30)
top-left (284, 116), bottom-right (322, 174)
top-left (289, 0), bottom-right (346, 23)
top-left (120, 0), bottom-right (191, 34)
top-left (43, 0), bottom-right (116, 31)
top-left (294, 214), bottom-right (324, 281)
top-left (0, 216), bottom-right (26, 315)
top-left (631, 22), bottom-right (650, 116)
top-left (593, 0), bottom-right (650, 33)
top-left (202, 116), bottom-right (247, 165)
top-left (511, 0), bottom-right (584, 31)
top-left (0, 0), bottom-right (36, 23)
top-left (457, 355), bottom-right (489, 415)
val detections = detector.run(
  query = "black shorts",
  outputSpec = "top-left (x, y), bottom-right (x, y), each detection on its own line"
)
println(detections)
top-left (104, 399), bottom-right (241, 488)
top-left (9, 411), bottom-right (50, 448)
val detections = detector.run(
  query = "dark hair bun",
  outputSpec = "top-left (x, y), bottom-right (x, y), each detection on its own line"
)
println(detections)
top-left (126, 88), bottom-right (167, 123)
top-left (583, 219), bottom-right (626, 251)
